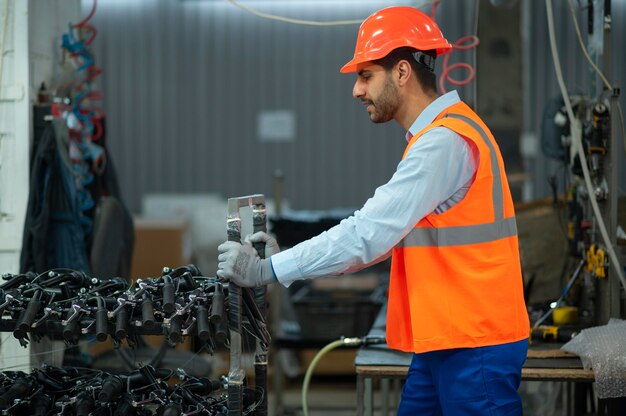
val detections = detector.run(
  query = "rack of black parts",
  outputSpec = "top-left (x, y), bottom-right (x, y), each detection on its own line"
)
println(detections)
top-left (0, 363), bottom-right (238, 415)
top-left (0, 264), bottom-right (271, 415)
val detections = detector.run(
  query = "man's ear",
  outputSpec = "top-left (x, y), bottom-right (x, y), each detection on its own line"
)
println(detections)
top-left (396, 60), bottom-right (413, 86)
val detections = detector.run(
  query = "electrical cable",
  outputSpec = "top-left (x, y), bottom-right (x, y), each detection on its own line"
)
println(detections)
top-left (301, 336), bottom-right (386, 416)
top-left (532, 258), bottom-right (585, 328)
top-left (224, 0), bottom-right (434, 27)
top-left (429, 0), bottom-right (439, 19)
top-left (438, 35), bottom-right (480, 95)
top-left (565, 0), bottom-right (626, 159)
top-left (75, 0), bottom-right (97, 28)
top-left (430, 0), bottom-right (480, 95)
top-left (301, 339), bottom-right (344, 416)
top-left (472, 0), bottom-right (479, 110)
top-left (546, 0), bottom-right (626, 296)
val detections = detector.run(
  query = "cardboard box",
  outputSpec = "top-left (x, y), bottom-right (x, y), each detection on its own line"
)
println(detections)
top-left (130, 217), bottom-right (192, 279)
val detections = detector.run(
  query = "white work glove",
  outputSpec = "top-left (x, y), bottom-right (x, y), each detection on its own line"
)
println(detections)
top-left (216, 232), bottom-right (280, 287)
top-left (247, 231), bottom-right (281, 258)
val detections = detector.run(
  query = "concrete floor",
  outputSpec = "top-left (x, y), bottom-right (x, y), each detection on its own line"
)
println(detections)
top-left (265, 377), bottom-right (572, 416)
top-left (268, 381), bottom-right (357, 415)
top-left (267, 375), bottom-right (391, 416)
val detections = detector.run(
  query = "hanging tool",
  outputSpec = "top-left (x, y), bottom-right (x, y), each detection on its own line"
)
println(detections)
top-left (530, 325), bottom-right (579, 343)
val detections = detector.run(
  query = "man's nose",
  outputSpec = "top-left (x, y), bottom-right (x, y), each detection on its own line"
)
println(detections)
top-left (353, 79), bottom-right (364, 99)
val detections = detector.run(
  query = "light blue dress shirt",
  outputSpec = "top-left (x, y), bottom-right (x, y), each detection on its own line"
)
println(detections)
top-left (271, 91), bottom-right (478, 287)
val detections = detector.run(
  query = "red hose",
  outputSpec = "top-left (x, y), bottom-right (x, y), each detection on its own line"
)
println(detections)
top-left (74, 0), bottom-right (97, 28)
top-left (439, 35), bottom-right (480, 94)
top-left (430, 1), bottom-right (480, 94)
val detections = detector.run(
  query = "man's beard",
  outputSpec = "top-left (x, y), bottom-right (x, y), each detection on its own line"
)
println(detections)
top-left (369, 74), bottom-right (399, 124)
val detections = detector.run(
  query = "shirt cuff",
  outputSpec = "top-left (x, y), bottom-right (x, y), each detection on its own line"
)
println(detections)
top-left (270, 249), bottom-right (304, 287)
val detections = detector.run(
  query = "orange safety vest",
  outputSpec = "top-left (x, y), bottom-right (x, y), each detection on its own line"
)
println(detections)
top-left (387, 101), bottom-right (529, 353)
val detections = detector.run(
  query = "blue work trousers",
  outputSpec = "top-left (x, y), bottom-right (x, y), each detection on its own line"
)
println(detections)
top-left (397, 339), bottom-right (528, 416)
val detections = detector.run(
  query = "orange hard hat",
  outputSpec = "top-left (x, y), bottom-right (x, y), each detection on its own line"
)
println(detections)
top-left (340, 6), bottom-right (452, 73)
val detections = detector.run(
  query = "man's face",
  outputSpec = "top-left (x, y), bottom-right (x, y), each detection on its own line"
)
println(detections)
top-left (352, 63), bottom-right (400, 124)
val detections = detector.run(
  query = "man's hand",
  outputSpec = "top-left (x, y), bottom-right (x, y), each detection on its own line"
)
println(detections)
top-left (246, 231), bottom-right (280, 258)
top-left (217, 239), bottom-right (276, 287)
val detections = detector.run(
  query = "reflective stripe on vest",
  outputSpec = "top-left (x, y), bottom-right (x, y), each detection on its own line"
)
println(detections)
top-left (399, 113), bottom-right (514, 248)
top-left (398, 216), bottom-right (517, 247)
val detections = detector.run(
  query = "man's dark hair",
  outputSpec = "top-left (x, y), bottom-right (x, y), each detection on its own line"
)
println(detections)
top-left (374, 47), bottom-right (437, 93)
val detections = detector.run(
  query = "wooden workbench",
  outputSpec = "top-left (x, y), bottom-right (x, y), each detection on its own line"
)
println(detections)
top-left (354, 305), bottom-right (595, 416)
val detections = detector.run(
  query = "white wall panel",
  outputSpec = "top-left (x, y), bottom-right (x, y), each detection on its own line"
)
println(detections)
top-left (90, 0), bottom-right (625, 213)
top-left (90, 0), bottom-right (474, 212)
top-left (0, 0), bottom-right (81, 373)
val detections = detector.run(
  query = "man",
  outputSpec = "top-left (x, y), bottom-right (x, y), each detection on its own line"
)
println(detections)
top-left (218, 6), bottom-right (529, 415)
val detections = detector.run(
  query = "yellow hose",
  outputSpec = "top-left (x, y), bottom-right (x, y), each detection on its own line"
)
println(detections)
top-left (301, 339), bottom-right (345, 416)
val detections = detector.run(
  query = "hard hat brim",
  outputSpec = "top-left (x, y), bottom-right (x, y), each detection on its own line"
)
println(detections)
top-left (340, 60), bottom-right (360, 74)
top-left (339, 45), bottom-right (452, 74)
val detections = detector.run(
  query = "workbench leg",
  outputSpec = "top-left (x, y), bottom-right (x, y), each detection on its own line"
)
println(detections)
top-left (560, 381), bottom-right (570, 416)
top-left (357, 375), bottom-right (364, 416)
top-left (573, 382), bottom-right (589, 416)
top-left (273, 353), bottom-right (284, 416)
top-left (365, 377), bottom-right (374, 416)
top-left (381, 378), bottom-right (390, 416)
top-left (392, 377), bottom-right (402, 412)
top-left (598, 397), bottom-right (626, 416)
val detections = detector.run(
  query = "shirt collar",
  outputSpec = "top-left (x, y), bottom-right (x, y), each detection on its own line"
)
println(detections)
top-left (405, 90), bottom-right (461, 142)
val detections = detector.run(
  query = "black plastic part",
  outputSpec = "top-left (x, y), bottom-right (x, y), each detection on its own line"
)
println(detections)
top-left (98, 375), bottom-right (123, 402)
top-left (142, 298), bottom-right (155, 328)
top-left (69, 271), bottom-right (89, 287)
top-left (163, 281), bottom-right (175, 314)
top-left (181, 271), bottom-right (198, 289)
top-left (0, 377), bottom-right (33, 408)
top-left (75, 391), bottom-right (95, 416)
top-left (126, 368), bottom-right (171, 388)
top-left (96, 307), bottom-right (108, 342)
top-left (210, 284), bottom-right (224, 324)
top-left (169, 315), bottom-right (182, 343)
top-left (34, 371), bottom-right (63, 391)
top-left (63, 310), bottom-right (79, 342)
top-left (138, 365), bottom-right (158, 386)
top-left (160, 403), bottom-right (182, 416)
top-left (113, 394), bottom-right (135, 416)
top-left (196, 305), bottom-right (210, 341)
top-left (60, 282), bottom-right (73, 299)
top-left (214, 317), bottom-right (228, 344)
top-left (169, 264), bottom-right (200, 278)
top-left (12, 310), bottom-right (28, 339)
top-left (0, 273), bottom-right (28, 290)
top-left (13, 294), bottom-right (41, 338)
top-left (30, 393), bottom-right (52, 416)
top-left (16, 297), bottom-right (41, 336)
top-left (115, 308), bottom-right (129, 340)
top-left (187, 378), bottom-right (222, 395)
top-left (63, 319), bottom-right (79, 342)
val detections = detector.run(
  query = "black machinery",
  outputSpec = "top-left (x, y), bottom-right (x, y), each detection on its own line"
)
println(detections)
top-left (0, 194), bottom-right (270, 415)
